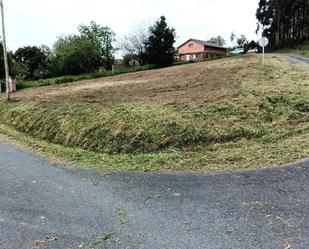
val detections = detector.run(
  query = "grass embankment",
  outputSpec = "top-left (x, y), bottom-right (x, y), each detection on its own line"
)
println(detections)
top-left (0, 54), bottom-right (308, 172)
top-left (278, 41), bottom-right (309, 57)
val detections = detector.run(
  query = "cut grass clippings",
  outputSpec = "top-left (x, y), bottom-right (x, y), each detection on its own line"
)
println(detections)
top-left (0, 122), bottom-right (308, 172)
top-left (0, 54), bottom-right (308, 172)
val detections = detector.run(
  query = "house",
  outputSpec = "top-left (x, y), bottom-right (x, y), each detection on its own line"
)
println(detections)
top-left (177, 39), bottom-right (227, 62)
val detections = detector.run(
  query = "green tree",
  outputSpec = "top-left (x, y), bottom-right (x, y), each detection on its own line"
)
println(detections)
top-left (40, 45), bottom-right (52, 57)
top-left (78, 21), bottom-right (115, 70)
top-left (53, 35), bottom-right (102, 75)
top-left (122, 53), bottom-right (138, 67)
top-left (144, 16), bottom-right (176, 68)
top-left (256, 0), bottom-right (309, 49)
top-left (237, 34), bottom-right (248, 47)
top-left (14, 46), bottom-right (47, 79)
top-left (208, 36), bottom-right (226, 47)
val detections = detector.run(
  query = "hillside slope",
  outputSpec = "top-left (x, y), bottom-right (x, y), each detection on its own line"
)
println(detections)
top-left (0, 54), bottom-right (308, 171)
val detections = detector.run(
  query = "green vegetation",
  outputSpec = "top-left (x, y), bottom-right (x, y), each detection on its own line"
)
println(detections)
top-left (0, 21), bottom-right (117, 81)
top-left (144, 16), bottom-right (176, 68)
top-left (1, 16), bottom-right (178, 85)
top-left (207, 36), bottom-right (226, 47)
top-left (256, 0), bottom-right (308, 49)
top-left (0, 65), bottom-right (153, 91)
top-left (1, 55), bottom-right (229, 92)
top-left (0, 55), bottom-right (308, 172)
top-left (278, 41), bottom-right (309, 57)
top-left (14, 46), bottom-right (48, 79)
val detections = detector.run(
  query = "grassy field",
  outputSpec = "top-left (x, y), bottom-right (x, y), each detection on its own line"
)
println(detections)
top-left (0, 58), bottom-right (224, 92)
top-left (0, 65), bottom-right (154, 92)
top-left (0, 54), bottom-right (308, 172)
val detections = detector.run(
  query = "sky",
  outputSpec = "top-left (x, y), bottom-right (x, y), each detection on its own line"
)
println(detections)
top-left (5, 0), bottom-right (261, 52)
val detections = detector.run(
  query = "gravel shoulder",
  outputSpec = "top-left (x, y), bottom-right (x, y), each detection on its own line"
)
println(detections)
top-left (1, 141), bottom-right (309, 249)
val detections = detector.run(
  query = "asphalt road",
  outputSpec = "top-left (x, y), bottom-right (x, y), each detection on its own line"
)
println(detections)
top-left (1, 141), bottom-right (309, 249)
top-left (283, 54), bottom-right (309, 64)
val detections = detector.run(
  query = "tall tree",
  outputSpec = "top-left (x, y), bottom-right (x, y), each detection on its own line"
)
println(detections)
top-left (119, 24), bottom-right (149, 66)
top-left (144, 16), bottom-right (176, 68)
top-left (53, 35), bottom-right (102, 75)
top-left (14, 46), bottom-right (47, 79)
top-left (237, 34), bottom-right (248, 47)
top-left (256, 0), bottom-right (309, 49)
top-left (207, 36), bottom-right (226, 46)
top-left (78, 21), bottom-right (115, 70)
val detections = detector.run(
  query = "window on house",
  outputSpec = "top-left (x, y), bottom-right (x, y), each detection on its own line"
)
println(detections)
top-left (188, 43), bottom-right (193, 48)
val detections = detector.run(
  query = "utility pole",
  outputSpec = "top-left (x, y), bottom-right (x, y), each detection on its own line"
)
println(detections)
top-left (0, 0), bottom-right (10, 100)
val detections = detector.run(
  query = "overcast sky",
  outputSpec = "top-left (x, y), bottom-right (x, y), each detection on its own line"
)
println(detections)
top-left (5, 0), bottom-right (261, 51)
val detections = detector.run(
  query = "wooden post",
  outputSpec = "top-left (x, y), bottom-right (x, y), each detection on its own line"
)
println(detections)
top-left (0, 0), bottom-right (10, 100)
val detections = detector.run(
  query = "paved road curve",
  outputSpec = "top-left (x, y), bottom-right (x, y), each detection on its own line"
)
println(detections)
top-left (283, 54), bottom-right (309, 64)
top-left (1, 141), bottom-right (309, 249)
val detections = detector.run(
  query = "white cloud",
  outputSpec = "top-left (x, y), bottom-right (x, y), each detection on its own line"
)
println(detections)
top-left (4, 0), bottom-right (260, 51)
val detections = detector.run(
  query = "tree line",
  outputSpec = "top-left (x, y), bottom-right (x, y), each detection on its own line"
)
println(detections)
top-left (1, 14), bottom-right (262, 82)
top-left (256, 0), bottom-right (309, 49)
top-left (1, 16), bottom-right (177, 80)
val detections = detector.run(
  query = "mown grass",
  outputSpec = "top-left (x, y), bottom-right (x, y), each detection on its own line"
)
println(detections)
top-left (1, 95), bottom-right (308, 154)
top-left (0, 64), bottom-right (153, 91)
top-left (0, 54), bottom-right (308, 172)
top-left (0, 56), bottom-right (230, 92)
